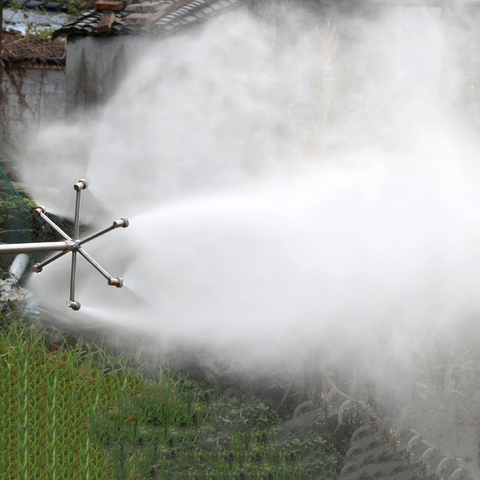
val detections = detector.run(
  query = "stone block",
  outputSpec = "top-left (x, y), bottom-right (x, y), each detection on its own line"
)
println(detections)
top-left (44, 82), bottom-right (57, 94)
top-left (55, 81), bottom-right (65, 94)
top-left (46, 69), bottom-right (66, 83)
top-left (46, 94), bottom-right (65, 110)
top-left (25, 69), bottom-right (45, 83)
top-left (24, 94), bottom-right (41, 110)
top-left (98, 12), bottom-right (116, 33)
top-left (5, 91), bottom-right (19, 104)
top-left (10, 79), bottom-right (31, 94)
top-left (20, 79), bottom-right (36, 89)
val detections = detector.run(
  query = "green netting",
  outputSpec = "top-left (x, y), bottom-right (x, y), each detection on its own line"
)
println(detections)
top-left (0, 166), bottom-right (73, 281)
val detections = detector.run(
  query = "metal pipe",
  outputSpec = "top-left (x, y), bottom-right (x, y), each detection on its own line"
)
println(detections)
top-left (35, 209), bottom-right (72, 242)
top-left (0, 241), bottom-right (69, 254)
top-left (31, 251), bottom-right (69, 273)
top-left (70, 250), bottom-right (78, 305)
top-left (77, 247), bottom-right (114, 282)
top-left (73, 190), bottom-right (82, 240)
top-left (79, 218), bottom-right (129, 247)
top-left (79, 225), bottom-right (115, 246)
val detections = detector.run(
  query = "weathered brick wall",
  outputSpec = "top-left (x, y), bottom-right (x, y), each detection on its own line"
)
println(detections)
top-left (0, 66), bottom-right (66, 161)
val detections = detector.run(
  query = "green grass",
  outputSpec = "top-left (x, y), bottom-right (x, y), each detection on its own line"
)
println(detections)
top-left (0, 320), bottom-right (142, 478)
top-left (0, 317), bottom-right (340, 479)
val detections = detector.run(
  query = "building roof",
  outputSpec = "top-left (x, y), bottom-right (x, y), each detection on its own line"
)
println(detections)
top-left (51, 0), bottom-right (247, 38)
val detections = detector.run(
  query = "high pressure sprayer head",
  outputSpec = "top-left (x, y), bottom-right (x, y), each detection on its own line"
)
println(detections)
top-left (0, 179), bottom-right (129, 311)
top-left (74, 179), bottom-right (88, 191)
top-left (113, 218), bottom-right (129, 228)
top-left (33, 206), bottom-right (45, 216)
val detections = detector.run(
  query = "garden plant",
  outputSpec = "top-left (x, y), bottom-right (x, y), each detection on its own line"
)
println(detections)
top-left (0, 314), bottom-right (340, 479)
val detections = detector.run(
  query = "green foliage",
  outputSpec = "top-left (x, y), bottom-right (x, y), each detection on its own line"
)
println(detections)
top-left (25, 22), bottom-right (58, 41)
top-left (21, 196), bottom-right (37, 210)
top-left (0, 319), bottom-right (144, 478)
top-left (0, 267), bottom-right (11, 280)
top-left (63, 0), bottom-right (89, 21)
top-left (91, 377), bottom-right (339, 479)
top-left (0, 181), bottom-right (71, 241)
top-left (0, 191), bottom-right (33, 225)
top-left (5, 0), bottom-right (89, 38)
top-left (0, 319), bottom-right (340, 479)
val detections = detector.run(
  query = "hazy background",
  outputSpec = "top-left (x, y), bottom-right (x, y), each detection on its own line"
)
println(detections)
top-left (17, 3), bottom-right (480, 461)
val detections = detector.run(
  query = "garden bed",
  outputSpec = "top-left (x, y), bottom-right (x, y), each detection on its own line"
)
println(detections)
top-left (1, 312), bottom-right (344, 479)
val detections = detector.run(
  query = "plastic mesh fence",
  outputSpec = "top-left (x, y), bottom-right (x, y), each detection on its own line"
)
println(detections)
top-left (0, 166), bottom-right (73, 280)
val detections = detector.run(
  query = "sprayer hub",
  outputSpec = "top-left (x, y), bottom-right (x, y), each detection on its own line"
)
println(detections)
top-left (68, 239), bottom-right (79, 251)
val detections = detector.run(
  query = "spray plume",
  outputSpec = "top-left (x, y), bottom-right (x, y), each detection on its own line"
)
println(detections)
top-left (17, 5), bottom-right (480, 460)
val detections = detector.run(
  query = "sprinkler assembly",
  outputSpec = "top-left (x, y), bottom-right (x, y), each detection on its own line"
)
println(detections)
top-left (0, 179), bottom-right (129, 311)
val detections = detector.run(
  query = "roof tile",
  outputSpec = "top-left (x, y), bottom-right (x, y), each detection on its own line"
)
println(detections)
top-left (52, 0), bottom-right (247, 38)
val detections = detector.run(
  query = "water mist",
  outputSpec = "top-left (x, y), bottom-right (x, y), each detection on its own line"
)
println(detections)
top-left (19, 5), bottom-right (480, 464)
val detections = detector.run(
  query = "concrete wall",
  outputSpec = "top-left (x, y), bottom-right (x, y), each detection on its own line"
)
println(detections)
top-left (0, 66), bottom-right (66, 161)
top-left (65, 36), bottom-right (149, 118)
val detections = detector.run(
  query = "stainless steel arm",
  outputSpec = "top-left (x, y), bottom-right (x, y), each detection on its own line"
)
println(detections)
top-left (34, 208), bottom-right (72, 242)
top-left (31, 250), bottom-right (69, 273)
top-left (79, 218), bottom-right (129, 247)
top-left (77, 247), bottom-right (123, 287)
top-left (0, 241), bottom-right (70, 254)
